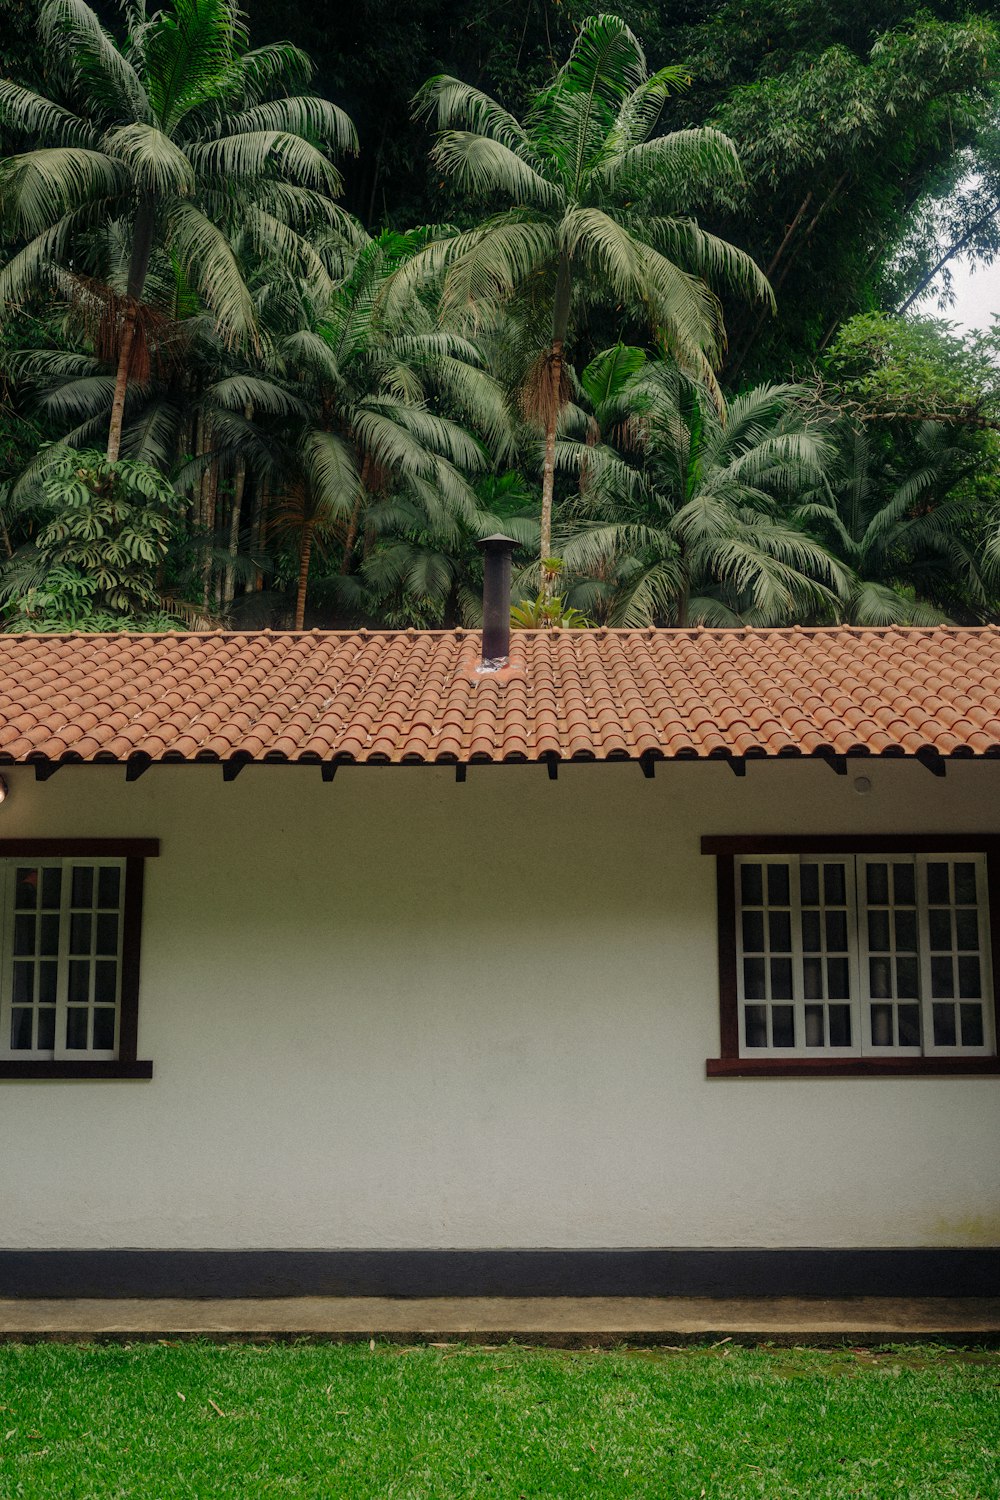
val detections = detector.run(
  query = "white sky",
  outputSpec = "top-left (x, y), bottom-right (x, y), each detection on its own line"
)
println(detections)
top-left (919, 252), bottom-right (1000, 335)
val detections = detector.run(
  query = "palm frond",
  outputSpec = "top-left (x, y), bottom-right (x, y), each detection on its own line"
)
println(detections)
top-left (1, 148), bottom-right (123, 237)
top-left (220, 96), bottom-right (356, 154)
top-left (0, 81), bottom-right (99, 148)
top-left (166, 199), bottom-right (258, 347)
top-left (430, 133), bottom-right (560, 208)
top-left (188, 130), bottom-right (342, 194)
top-left (39, 0), bottom-right (150, 122)
top-left (103, 123), bottom-right (195, 195)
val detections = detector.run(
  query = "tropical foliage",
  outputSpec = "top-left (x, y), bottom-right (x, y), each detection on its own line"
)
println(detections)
top-left (0, 0), bottom-right (999, 633)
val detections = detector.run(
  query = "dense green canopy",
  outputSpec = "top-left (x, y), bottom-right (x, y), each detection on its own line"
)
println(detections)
top-left (0, 0), bottom-right (998, 632)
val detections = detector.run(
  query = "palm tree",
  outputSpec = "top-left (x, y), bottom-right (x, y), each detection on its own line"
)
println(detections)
top-left (217, 228), bottom-right (515, 629)
top-left (798, 420), bottom-right (989, 624)
top-left (559, 352), bottom-right (849, 626)
top-left (0, 0), bottom-right (356, 462)
top-left (408, 13), bottom-right (773, 591)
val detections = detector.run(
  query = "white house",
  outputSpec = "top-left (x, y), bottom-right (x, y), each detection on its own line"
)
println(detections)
top-left (0, 609), bottom-right (997, 1299)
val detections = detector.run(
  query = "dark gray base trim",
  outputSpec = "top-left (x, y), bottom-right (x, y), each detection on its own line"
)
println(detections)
top-left (0, 1249), bottom-right (995, 1300)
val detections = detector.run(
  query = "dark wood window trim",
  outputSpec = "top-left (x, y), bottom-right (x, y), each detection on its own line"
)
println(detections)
top-left (703, 834), bottom-right (1000, 1078)
top-left (0, 840), bottom-right (157, 1080)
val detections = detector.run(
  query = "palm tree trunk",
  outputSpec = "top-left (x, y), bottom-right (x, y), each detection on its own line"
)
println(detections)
top-left (223, 452), bottom-right (248, 613)
top-left (106, 197), bottom-right (156, 464)
top-left (539, 251), bottom-right (572, 600)
top-left (202, 458), bottom-right (217, 612)
top-left (294, 523), bottom-right (314, 630)
top-left (539, 344), bottom-right (562, 583)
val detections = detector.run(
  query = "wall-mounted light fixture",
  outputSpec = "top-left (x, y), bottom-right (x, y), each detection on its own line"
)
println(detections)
top-left (0, 776), bottom-right (9, 805)
top-left (853, 775), bottom-right (872, 795)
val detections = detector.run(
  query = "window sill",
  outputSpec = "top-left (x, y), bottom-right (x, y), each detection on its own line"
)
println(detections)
top-left (706, 1057), bottom-right (1000, 1078)
top-left (0, 1060), bottom-right (153, 1080)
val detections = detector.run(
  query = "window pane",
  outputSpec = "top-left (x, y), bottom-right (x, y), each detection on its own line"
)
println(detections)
top-left (740, 863), bottom-right (763, 905)
top-left (13, 915), bottom-right (35, 956)
top-left (743, 957), bottom-right (766, 1000)
top-left (893, 864), bottom-right (915, 906)
top-left (71, 867), bottom-right (94, 907)
top-left (958, 956), bottom-right (981, 999)
top-left (771, 1005), bottom-right (795, 1048)
top-left (96, 914), bottom-right (119, 955)
top-left (68, 960), bottom-right (90, 1004)
top-left (12, 962), bottom-right (32, 1005)
top-left (768, 910), bottom-right (791, 952)
top-left (65, 1008), bottom-right (89, 1050)
top-left (928, 909), bottom-right (952, 951)
top-left (742, 911), bottom-right (765, 952)
top-left (867, 864), bottom-right (889, 905)
top-left (770, 958), bottom-right (793, 999)
top-left (893, 909), bottom-right (917, 953)
top-left (898, 1005), bottom-right (921, 1047)
top-left (94, 960), bottom-right (117, 1004)
top-left (69, 914), bottom-right (92, 954)
top-left (745, 1005), bottom-right (767, 1048)
top-left (40, 867), bottom-right (61, 907)
top-left (827, 957), bottom-right (850, 998)
top-left (38, 962), bottom-right (57, 1005)
top-left (97, 866), bottom-right (121, 909)
top-left (955, 909), bottom-right (979, 950)
top-left (14, 869), bottom-right (37, 909)
top-left (823, 865), bottom-right (846, 905)
top-left (867, 911), bottom-right (890, 952)
top-left (871, 1004), bottom-right (894, 1046)
top-left (825, 910), bottom-right (848, 951)
top-left (869, 957), bottom-right (892, 998)
top-left (829, 1005), bottom-right (852, 1047)
top-left (895, 957), bottom-right (919, 999)
top-left (931, 956), bottom-right (955, 999)
top-left (933, 1003), bottom-right (957, 1047)
top-left (92, 1008), bottom-right (116, 1051)
top-left (927, 863), bottom-right (950, 904)
top-left (10, 1009), bottom-right (32, 1049)
top-left (800, 864), bottom-right (820, 905)
top-left (804, 1005), bottom-right (824, 1046)
top-left (36, 1007), bottom-right (55, 1051)
top-left (39, 914), bottom-right (59, 957)
top-left (954, 863), bottom-right (977, 905)
top-left (801, 911), bottom-right (821, 952)
top-left (960, 1004), bottom-right (985, 1048)
top-left (767, 864), bottom-right (790, 905)
top-left (803, 957), bottom-right (824, 999)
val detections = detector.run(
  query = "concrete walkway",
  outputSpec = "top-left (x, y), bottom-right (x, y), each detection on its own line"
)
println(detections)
top-left (0, 1297), bottom-right (997, 1345)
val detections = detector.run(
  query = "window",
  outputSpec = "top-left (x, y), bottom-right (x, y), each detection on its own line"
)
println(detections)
top-left (0, 840), bottom-right (156, 1079)
top-left (703, 837), bottom-right (1000, 1077)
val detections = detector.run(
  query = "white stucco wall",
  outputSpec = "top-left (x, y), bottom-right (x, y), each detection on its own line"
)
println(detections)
top-left (0, 758), bottom-right (998, 1251)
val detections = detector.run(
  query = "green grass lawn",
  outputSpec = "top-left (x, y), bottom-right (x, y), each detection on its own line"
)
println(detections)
top-left (0, 1342), bottom-right (997, 1498)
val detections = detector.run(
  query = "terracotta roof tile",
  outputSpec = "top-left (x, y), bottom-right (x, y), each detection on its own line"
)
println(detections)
top-left (0, 626), bottom-right (998, 768)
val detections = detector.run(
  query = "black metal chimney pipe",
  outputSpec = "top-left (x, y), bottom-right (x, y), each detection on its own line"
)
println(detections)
top-left (478, 534), bottom-right (517, 666)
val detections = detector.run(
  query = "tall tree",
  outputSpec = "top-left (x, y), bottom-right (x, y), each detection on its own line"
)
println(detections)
top-left (220, 227), bottom-right (514, 628)
top-left (408, 13), bottom-right (772, 592)
top-left (0, 0), bottom-right (356, 461)
top-left (559, 352), bottom-right (847, 626)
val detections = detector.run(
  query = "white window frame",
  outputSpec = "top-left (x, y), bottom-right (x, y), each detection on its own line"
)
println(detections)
top-left (735, 851), bottom-right (995, 1060)
top-left (0, 857), bottom-right (126, 1063)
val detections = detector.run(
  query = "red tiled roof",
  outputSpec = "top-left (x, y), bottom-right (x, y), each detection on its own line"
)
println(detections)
top-left (0, 626), bottom-right (999, 770)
